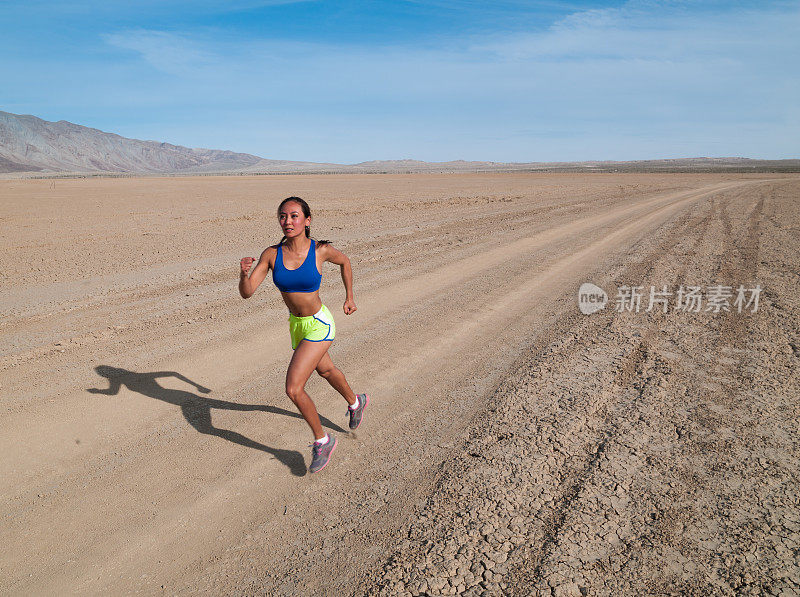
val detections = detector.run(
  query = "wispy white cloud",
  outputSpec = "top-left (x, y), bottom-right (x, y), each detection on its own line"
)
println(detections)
top-left (103, 2), bottom-right (799, 107)
top-left (475, 0), bottom-right (799, 62)
top-left (103, 30), bottom-right (220, 75)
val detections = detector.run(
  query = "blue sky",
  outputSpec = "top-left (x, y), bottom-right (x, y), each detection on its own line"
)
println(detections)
top-left (1, 0), bottom-right (798, 162)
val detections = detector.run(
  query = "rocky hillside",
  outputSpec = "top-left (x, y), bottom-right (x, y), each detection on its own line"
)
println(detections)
top-left (0, 111), bottom-right (264, 174)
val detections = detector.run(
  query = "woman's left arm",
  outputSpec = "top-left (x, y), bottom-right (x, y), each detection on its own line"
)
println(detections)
top-left (321, 244), bottom-right (357, 315)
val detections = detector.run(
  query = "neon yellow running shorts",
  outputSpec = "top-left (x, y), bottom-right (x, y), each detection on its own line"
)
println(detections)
top-left (288, 304), bottom-right (336, 350)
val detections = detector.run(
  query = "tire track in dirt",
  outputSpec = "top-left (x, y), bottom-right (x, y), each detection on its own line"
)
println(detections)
top-left (507, 185), bottom-right (789, 596)
top-left (506, 176), bottom-right (740, 587)
top-left (491, 189), bottom-right (723, 595)
top-left (372, 180), bottom-right (800, 596)
top-left (372, 182), bottom-right (728, 595)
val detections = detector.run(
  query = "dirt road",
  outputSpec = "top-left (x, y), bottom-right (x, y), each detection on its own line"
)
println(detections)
top-left (1, 173), bottom-right (797, 595)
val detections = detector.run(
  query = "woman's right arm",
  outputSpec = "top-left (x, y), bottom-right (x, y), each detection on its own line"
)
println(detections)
top-left (239, 247), bottom-right (273, 298)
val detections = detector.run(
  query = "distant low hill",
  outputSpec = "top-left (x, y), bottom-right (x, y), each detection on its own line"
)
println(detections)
top-left (1, 110), bottom-right (798, 175)
top-left (0, 111), bottom-right (267, 174)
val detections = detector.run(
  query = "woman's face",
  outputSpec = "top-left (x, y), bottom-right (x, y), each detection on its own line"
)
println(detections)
top-left (278, 201), bottom-right (310, 239)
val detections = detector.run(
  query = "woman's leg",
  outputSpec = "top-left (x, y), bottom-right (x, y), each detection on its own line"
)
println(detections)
top-left (285, 340), bottom-right (334, 440)
top-left (315, 352), bottom-right (357, 407)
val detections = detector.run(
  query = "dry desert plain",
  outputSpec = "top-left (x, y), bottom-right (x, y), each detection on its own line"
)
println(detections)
top-left (1, 173), bottom-right (799, 596)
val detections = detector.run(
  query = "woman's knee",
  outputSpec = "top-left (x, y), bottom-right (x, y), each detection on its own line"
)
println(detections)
top-left (285, 382), bottom-right (305, 402)
top-left (316, 365), bottom-right (337, 380)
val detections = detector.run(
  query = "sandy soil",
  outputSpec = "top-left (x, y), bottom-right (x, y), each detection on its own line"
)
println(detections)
top-left (1, 173), bottom-right (798, 595)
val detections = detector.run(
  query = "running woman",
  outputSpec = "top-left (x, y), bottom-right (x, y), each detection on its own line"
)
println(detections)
top-left (239, 197), bottom-right (368, 473)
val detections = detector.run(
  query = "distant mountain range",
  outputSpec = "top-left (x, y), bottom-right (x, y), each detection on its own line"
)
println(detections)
top-left (1, 110), bottom-right (797, 175)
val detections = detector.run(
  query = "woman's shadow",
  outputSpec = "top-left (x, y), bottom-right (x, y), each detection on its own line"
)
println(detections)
top-left (87, 365), bottom-right (346, 477)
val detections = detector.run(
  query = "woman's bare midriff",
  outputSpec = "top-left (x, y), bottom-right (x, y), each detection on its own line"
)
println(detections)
top-left (281, 290), bottom-right (323, 317)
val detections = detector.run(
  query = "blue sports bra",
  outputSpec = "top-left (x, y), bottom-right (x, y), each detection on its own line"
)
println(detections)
top-left (272, 239), bottom-right (322, 293)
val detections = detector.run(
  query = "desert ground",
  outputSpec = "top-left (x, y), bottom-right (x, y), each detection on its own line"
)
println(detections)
top-left (1, 173), bottom-right (798, 596)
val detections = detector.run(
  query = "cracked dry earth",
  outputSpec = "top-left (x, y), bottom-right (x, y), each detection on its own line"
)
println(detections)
top-left (1, 173), bottom-right (798, 595)
top-left (374, 182), bottom-right (800, 596)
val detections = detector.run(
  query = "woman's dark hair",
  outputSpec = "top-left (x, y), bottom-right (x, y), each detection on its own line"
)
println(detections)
top-left (276, 196), bottom-right (329, 246)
